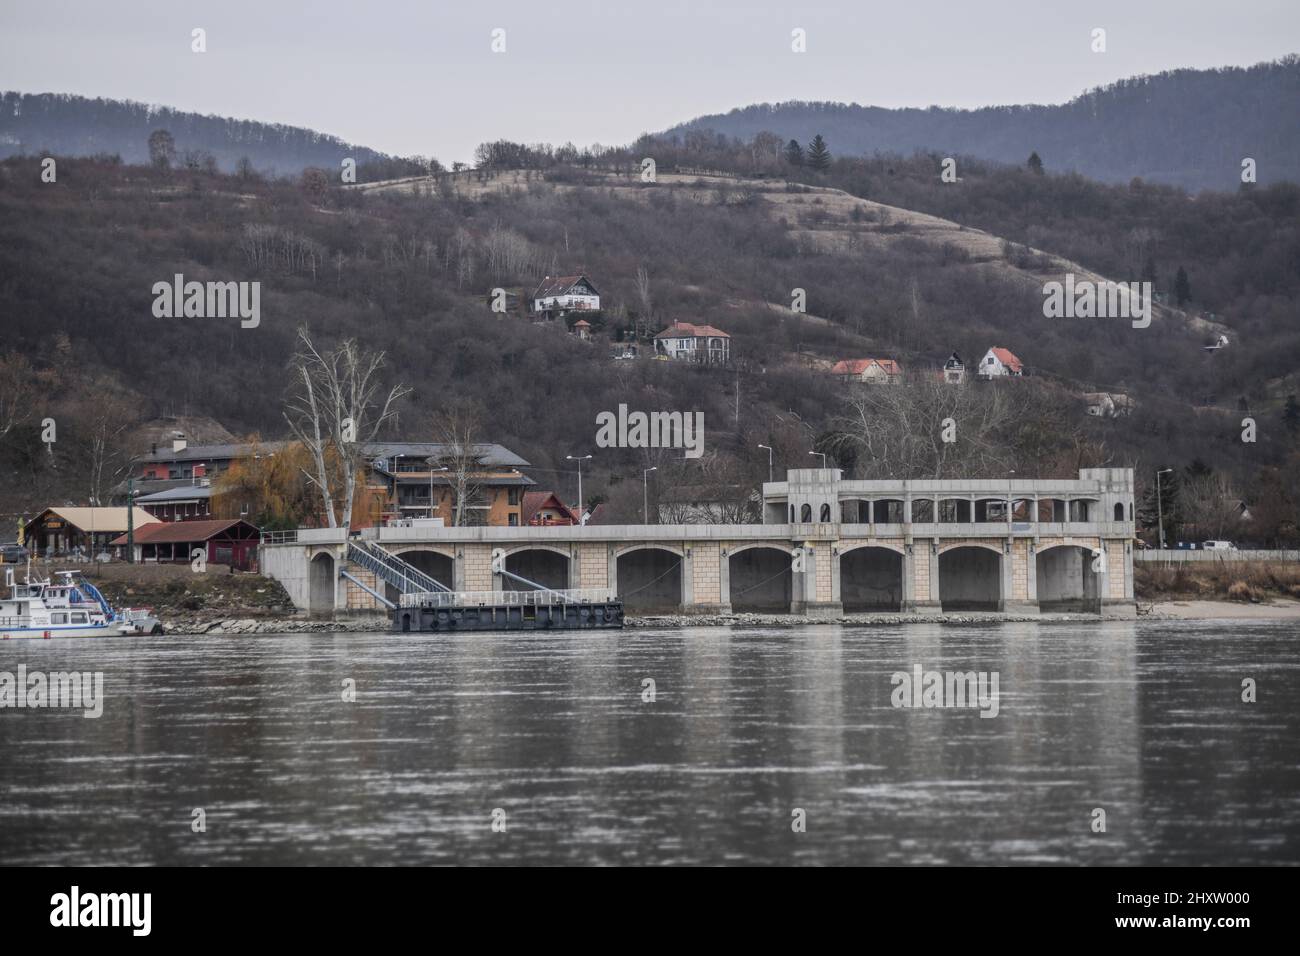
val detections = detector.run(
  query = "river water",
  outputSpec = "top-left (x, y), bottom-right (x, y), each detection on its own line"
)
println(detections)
top-left (0, 621), bottom-right (1296, 865)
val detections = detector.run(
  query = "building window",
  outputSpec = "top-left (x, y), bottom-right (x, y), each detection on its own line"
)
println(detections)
top-left (508, 514), bottom-right (518, 527)
top-left (820, 503), bottom-right (831, 523)
top-left (508, 488), bottom-right (520, 506)
top-left (801, 504), bottom-right (812, 522)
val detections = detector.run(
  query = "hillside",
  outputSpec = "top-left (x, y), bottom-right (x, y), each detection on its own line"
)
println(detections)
top-left (0, 92), bottom-right (428, 179)
top-left (0, 150), bottom-right (1297, 538)
top-left (664, 57), bottom-right (1300, 191)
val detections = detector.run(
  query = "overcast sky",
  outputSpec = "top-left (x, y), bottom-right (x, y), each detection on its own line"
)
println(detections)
top-left (2, 0), bottom-right (1296, 164)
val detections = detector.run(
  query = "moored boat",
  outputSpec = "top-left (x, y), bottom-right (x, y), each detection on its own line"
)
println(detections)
top-left (0, 568), bottom-right (126, 638)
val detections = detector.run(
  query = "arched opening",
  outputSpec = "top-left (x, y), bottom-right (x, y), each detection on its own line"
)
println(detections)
top-left (800, 504), bottom-right (812, 522)
top-left (938, 546), bottom-right (1001, 611)
top-left (728, 547), bottom-right (792, 613)
top-left (505, 548), bottom-right (570, 591)
top-left (819, 503), bottom-right (832, 523)
top-left (1113, 502), bottom-right (1124, 521)
top-left (385, 549), bottom-right (454, 604)
top-left (1036, 546), bottom-right (1102, 613)
top-left (841, 547), bottom-right (903, 612)
top-left (309, 552), bottom-right (335, 615)
top-left (789, 505), bottom-right (795, 523)
top-left (400, 612), bottom-right (412, 632)
top-left (938, 498), bottom-right (972, 523)
top-left (616, 547), bottom-right (683, 612)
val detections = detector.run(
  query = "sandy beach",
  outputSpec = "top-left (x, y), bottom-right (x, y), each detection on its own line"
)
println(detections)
top-left (1147, 598), bottom-right (1300, 620)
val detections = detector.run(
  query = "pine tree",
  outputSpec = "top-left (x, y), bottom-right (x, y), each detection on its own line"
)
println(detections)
top-left (1139, 470), bottom-right (1183, 546)
top-left (1141, 256), bottom-right (1158, 285)
top-left (1174, 266), bottom-right (1191, 306)
top-left (1284, 395), bottom-right (1300, 433)
top-left (806, 134), bottom-right (831, 172)
top-left (784, 139), bottom-right (804, 166)
top-left (1027, 151), bottom-right (1044, 175)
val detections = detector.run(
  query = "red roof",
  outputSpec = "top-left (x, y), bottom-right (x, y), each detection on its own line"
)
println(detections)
top-left (989, 348), bottom-right (1023, 372)
top-left (109, 518), bottom-right (258, 546)
top-left (572, 319), bottom-right (591, 327)
top-left (522, 492), bottom-right (581, 526)
top-left (832, 358), bottom-right (901, 376)
top-left (654, 321), bottom-right (731, 339)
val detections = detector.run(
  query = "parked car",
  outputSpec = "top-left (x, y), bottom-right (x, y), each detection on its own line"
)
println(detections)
top-left (1202, 540), bottom-right (1238, 551)
top-left (0, 542), bottom-right (29, 563)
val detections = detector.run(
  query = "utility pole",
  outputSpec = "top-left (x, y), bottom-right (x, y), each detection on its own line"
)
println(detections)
top-left (126, 476), bottom-right (134, 563)
top-left (1156, 468), bottom-right (1172, 549)
top-left (643, 467), bottom-right (657, 525)
top-left (566, 455), bottom-right (592, 525)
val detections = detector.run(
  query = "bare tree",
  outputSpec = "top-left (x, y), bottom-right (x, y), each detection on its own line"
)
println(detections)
top-left (75, 381), bottom-right (139, 505)
top-left (634, 265), bottom-right (653, 338)
top-left (0, 351), bottom-right (34, 442)
top-left (1182, 472), bottom-right (1245, 540)
top-left (431, 401), bottom-right (488, 527)
top-left (284, 327), bottom-right (410, 528)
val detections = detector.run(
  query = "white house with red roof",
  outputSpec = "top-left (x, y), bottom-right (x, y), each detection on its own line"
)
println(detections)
top-left (830, 358), bottom-right (902, 385)
top-left (976, 347), bottom-right (1024, 379)
top-left (654, 321), bottom-right (731, 364)
top-left (531, 275), bottom-right (599, 316)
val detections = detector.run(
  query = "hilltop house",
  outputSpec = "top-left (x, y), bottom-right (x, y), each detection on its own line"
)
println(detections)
top-left (831, 358), bottom-right (902, 385)
top-left (654, 321), bottom-right (731, 364)
top-left (977, 347), bottom-right (1024, 379)
top-left (942, 352), bottom-right (966, 384)
top-left (531, 275), bottom-right (600, 319)
top-left (1203, 333), bottom-right (1230, 352)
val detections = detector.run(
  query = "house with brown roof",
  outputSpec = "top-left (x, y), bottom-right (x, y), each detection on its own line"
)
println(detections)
top-left (531, 275), bottom-right (600, 318)
top-left (654, 321), bottom-right (731, 364)
top-left (22, 507), bottom-right (161, 558)
top-left (522, 492), bottom-right (583, 526)
top-left (111, 518), bottom-right (261, 570)
top-left (831, 358), bottom-right (902, 385)
top-left (976, 347), bottom-right (1025, 379)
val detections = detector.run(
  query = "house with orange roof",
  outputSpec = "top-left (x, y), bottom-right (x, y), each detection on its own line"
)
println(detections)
top-left (830, 358), bottom-right (903, 385)
top-left (976, 347), bottom-right (1025, 379)
top-left (654, 321), bottom-right (731, 364)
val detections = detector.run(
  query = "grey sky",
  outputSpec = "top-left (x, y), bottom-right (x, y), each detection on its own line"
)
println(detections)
top-left (2, 0), bottom-right (1296, 164)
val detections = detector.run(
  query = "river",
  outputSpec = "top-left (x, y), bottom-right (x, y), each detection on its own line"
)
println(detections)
top-left (0, 620), bottom-right (1296, 865)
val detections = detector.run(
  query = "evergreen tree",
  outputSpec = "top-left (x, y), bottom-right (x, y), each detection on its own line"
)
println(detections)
top-left (1174, 265), bottom-right (1191, 306)
top-left (1027, 151), bottom-right (1044, 174)
top-left (1141, 256), bottom-right (1158, 285)
top-left (784, 139), bottom-right (804, 166)
top-left (1139, 470), bottom-right (1183, 546)
top-left (1284, 394), bottom-right (1300, 433)
top-left (806, 134), bottom-right (831, 172)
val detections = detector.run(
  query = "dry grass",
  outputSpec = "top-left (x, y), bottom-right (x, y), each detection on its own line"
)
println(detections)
top-left (1136, 561), bottom-right (1300, 601)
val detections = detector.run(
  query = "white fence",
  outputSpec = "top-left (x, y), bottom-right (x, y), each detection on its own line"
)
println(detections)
top-left (1136, 550), bottom-right (1300, 563)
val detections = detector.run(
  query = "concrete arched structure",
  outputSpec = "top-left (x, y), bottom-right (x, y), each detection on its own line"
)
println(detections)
top-left (504, 547), bottom-right (570, 591)
top-left (728, 545), bottom-right (793, 613)
top-left (1036, 544), bottom-right (1101, 613)
top-left (391, 548), bottom-right (455, 603)
top-left (938, 545), bottom-right (1002, 611)
top-left (309, 552), bottom-right (336, 615)
top-left (616, 546), bottom-right (684, 612)
top-left (840, 545), bottom-right (903, 611)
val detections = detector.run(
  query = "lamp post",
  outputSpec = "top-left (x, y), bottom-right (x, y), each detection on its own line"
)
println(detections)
top-left (566, 455), bottom-right (592, 525)
top-left (1156, 468), bottom-right (1173, 549)
top-left (757, 444), bottom-right (773, 483)
top-left (809, 450), bottom-right (827, 469)
top-left (643, 467), bottom-right (657, 525)
top-left (426, 459), bottom-right (448, 520)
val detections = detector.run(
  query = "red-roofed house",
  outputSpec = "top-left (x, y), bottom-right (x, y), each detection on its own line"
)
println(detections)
top-left (831, 358), bottom-right (902, 385)
top-left (654, 321), bottom-right (731, 364)
top-left (522, 492), bottom-right (582, 527)
top-left (110, 518), bottom-right (261, 570)
top-left (977, 347), bottom-right (1024, 379)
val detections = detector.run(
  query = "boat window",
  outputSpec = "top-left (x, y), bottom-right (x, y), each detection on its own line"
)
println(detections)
top-left (72, 612), bottom-right (88, 624)
top-left (51, 612), bottom-right (67, 624)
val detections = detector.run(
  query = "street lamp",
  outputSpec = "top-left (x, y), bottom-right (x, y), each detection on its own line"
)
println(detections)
top-left (566, 454), bottom-right (593, 525)
top-left (757, 444), bottom-right (773, 483)
top-left (426, 459), bottom-right (448, 520)
top-left (809, 450), bottom-right (827, 469)
top-left (643, 467), bottom-right (657, 525)
top-left (1156, 468), bottom-right (1173, 549)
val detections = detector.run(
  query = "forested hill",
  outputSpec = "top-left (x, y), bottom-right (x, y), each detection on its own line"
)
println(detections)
top-left (664, 57), bottom-right (1300, 191)
top-left (0, 92), bottom-right (424, 178)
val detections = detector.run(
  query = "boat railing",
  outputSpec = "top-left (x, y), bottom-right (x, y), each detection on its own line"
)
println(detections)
top-left (399, 588), bottom-right (616, 609)
top-left (0, 615), bottom-right (33, 628)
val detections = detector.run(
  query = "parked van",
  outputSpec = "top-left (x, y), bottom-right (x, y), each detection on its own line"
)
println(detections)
top-left (1202, 540), bottom-right (1238, 551)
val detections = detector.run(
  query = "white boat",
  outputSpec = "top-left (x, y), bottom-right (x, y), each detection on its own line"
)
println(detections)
top-left (0, 568), bottom-right (126, 639)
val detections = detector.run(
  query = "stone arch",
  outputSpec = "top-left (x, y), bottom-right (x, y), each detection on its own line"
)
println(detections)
top-left (309, 551), bottom-right (336, 615)
top-left (728, 545), bottom-right (793, 613)
top-left (616, 546), bottom-right (683, 612)
top-left (938, 545), bottom-right (1002, 611)
top-left (840, 546), bottom-right (903, 612)
top-left (1036, 544), bottom-right (1101, 613)
top-left (504, 547), bottom-right (571, 591)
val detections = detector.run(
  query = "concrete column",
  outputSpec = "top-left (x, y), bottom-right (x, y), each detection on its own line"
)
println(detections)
top-left (681, 544), bottom-right (694, 605)
top-left (607, 547), bottom-right (618, 597)
top-left (718, 548), bottom-right (731, 610)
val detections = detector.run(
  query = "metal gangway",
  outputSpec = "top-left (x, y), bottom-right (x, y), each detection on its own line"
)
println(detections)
top-left (343, 540), bottom-right (450, 608)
